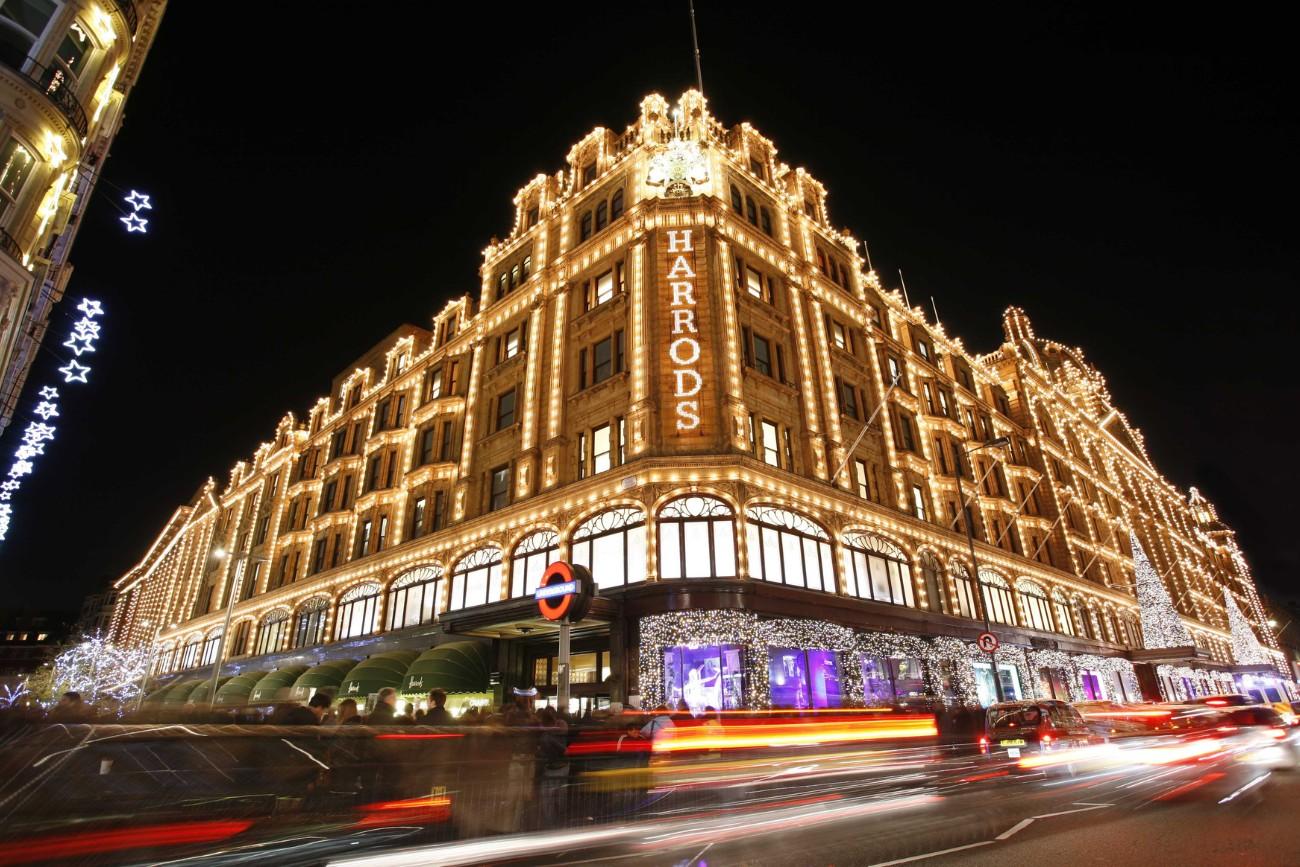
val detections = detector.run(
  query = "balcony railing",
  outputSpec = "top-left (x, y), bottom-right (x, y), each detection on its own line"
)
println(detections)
top-left (111, 1), bottom-right (139, 35)
top-left (1, 59), bottom-right (90, 138)
top-left (0, 226), bottom-right (21, 263)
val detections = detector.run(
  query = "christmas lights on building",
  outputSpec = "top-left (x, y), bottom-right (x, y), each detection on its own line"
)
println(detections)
top-left (101, 90), bottom-right (1294, 712)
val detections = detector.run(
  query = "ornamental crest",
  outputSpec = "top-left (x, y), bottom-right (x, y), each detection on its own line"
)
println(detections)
top-left (646, 137), bottom-right (709, 198)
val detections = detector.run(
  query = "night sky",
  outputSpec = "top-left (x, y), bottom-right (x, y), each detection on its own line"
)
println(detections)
top-left (2, 4), bottom-right (1295, 613)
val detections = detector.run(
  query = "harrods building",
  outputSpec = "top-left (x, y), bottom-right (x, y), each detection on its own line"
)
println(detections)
top-left (110, 91), bottom-right (1293, 715)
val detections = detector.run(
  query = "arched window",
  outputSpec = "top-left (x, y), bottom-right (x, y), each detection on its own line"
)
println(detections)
top-left (1104, 608), bottom-right (1122, 645)
top-left (1070, 596), bottom-right (1093, 639)
top-left (254, 609), bottom-right (290, 655)
top-left (290, 597), bottom-right (329, 648)
top-left (155, 643), bottom-right (176, 675)
top-left (919, 552), bottom-right (945, 613)
top-left (746, 506), bottom-right (835, 593)
top-left (745, 196), bottom-right (758, 226)
top-left (950, 562), bottom-right (978, 619)
top-left (449, 546), bottom-right (503, 610)
top-left (1123, 615), bottom-right (1142, 649)
top-left (609, 189), bottom-right (624, 221)
top-left (657, 496), bottom-right (737, 579)
top-left (759, 206), bottom-right (773, 236)
top-left (199, 629), bottom-right (222, 666)
top-left (595, 200), bottom-right (608, 231)
top-left (572, 508), bottom-right (647, 589)
top-left (844, 531), bottom-right (914, 606)
top-left (387, 566), bottom-right (443, 629)
top-left (179, 635), bottom-right (202, 670)
top-left (579, 210), bottom-right (593, 242)
top-left (335, 583), bottom-right (380, 640)
top-left (1052, 589), bottom-right (1074, 636)
top-left (979, 570), bottom-right (1017, 626)
top-left (730, 184), bottom-right (743, 213)
top-left (229, 620), bottom-right (252, 658)
top-left (511, 532), bottom-right (560, 597)
top-left (1086, 604), bottom-right (1105, 641)
top-left (1017, 580), bottom-right (1053, 632)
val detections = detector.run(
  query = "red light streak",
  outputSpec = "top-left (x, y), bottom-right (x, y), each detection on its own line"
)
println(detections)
top-left (0, 820), bottom-right (253, 866)
top-left (374, 732), bottom-right (464, 740)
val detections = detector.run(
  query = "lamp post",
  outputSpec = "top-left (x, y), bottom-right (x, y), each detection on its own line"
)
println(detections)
top-left (957, 436), bottom-right (1011, 703)
top-left (204, 549), bottom-right (268, 710)
top-left (134, 620), bottom-right (165, 713)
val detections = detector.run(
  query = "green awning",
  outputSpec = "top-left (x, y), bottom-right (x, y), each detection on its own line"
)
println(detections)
top-left (144, 679), bottom-right (199, 704)
top-left (214, 671), bottom-right (266, 706)
top-left (248, 665), bottom-right (308, 703)
top-left (185, 677), bottom-right (231, 704)
top-left (288, 659), bottom-right (357, 700)
top-left (402, 641), bottom-right (491, 694)
top-left (157, 679), bottom-right (204, 704)
top-left (338, 651), bottom-right (419, 700)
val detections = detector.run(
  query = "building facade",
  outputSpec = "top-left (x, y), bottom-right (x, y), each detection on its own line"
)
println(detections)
top-left (110, 91), bottom-right (1292, 713)
top-left (0, 0), bottom-right (165, 435)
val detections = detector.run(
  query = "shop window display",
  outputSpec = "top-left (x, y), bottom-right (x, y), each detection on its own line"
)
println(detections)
top-left (768, 647), bottom-right (843, 709)
top-left (662, 644), bottom-right (744, 715)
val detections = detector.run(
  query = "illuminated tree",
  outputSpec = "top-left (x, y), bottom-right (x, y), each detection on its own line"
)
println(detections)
top-left (1133, 532), bottom-right (1192, 648)
top-left (1224, 588), bottom-right (1270, 666)
top-left (46, 636), bottom-right (149, 708)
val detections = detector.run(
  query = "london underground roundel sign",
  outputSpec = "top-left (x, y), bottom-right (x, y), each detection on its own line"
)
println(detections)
top-left (534, 561), bottom-right (594, 623)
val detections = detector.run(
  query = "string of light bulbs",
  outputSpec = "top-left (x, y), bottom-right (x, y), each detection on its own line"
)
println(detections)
top-left (0, 298), bottom-right (105, 541)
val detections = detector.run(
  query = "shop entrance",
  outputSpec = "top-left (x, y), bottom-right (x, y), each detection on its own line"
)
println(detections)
top-left (528, 641), bottom-right (613, 716)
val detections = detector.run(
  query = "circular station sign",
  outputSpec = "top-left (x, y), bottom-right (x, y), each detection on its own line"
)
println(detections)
top-left (534, 561), bottom-right (594, 623)
top-left (977, 631), bottom-right (1000, 653)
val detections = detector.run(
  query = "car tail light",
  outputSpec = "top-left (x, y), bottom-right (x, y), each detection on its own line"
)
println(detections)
top-left (1269, 727), bottom-right (1287, 740)
top-left (1042, 734), bottom-right (1053, 744)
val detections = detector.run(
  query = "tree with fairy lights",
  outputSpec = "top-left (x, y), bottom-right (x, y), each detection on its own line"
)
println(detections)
top-left (1132, 531), bottom-right (1193, 648)
top-left (1224, 588), bottom-right (1271, 666)
top-left (39, 636), bottom-right (150, 709)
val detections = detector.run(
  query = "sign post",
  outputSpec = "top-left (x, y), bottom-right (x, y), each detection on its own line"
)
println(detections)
top-left (534, 561), bottom-right (594, 714)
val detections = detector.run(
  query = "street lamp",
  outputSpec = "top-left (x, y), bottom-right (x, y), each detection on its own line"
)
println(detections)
top-left (957, 436), bottom-right (1011, 703)
top-left (204, 549), bottom-right (268, 710)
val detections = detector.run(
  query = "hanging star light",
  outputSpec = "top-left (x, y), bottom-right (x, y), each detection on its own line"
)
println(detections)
top-left (120, 212), bottom-right (148, 233)
top-left (124, 190), bottom-right (152, 211)
top-left (38, 385), bottom-right (59, 400)
top-left (58, 359), bottom-right (91, 383)
top-left (71, 318), bottom-right (101, 340)
top-left (62, 334), bottom-right (95, 356)
top-left (32, 401), bottom-right (59, 421)
top-left (13, 445), bottom-right (42, 460)
top-left (21, 422), bottom-right (56, 445)
top-left (76, 299), bottom-right (103, 318)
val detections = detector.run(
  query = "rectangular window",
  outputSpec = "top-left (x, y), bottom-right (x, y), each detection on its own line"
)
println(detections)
top-left (340, 474), bottom-right (353, 509)
top-left (590, 269), bottom-right (615, 309)
top-left (384, 448), bottom-right (397, 488)
top-left (321, 479), bottom-right (337, 513)
top-left (618, 417), bottom-right (626, 464)
top-left (837, 378), bottom-right (859, 420)
top-left (761, 421), bottom-right (780, 467)
top-left (501, 322), bottom-right (525, 361)
top-left (854, 460), bottom-right (869, 499)
top-left (490, 466), bottom-right (510, 511)
top-left (496, 388), bottom-right (517, 430)
top-left (830, 320), bottom-right (847, 350)
top-left (432, 491), bottom-right (446, 530)
top-left (374, 398), bottom-right (391, 434)
top-left (577, 431), bottom-right (587, 479)
top-left (440, 421), bottom-right (455, 461)
top-left (418, 426), bottom-right (435, 466)
top-left (426, 368), bottom-right (443, 401)
top-left (896, 412), bottom-right (916, 452)
top-left (753, 334), bottom-right (772, 376)
top-left (0, 138), bottom-right (36, 206)
top-left (365, 454), bottom-right (381, 491)
top-left (255, 515), bottom-right (269, 545)
top-left (592, 424), bottom-right (612, 474)
top-left (393, 393), bottom-right (406, 427)
top-left (923, 382), bottom-right (936, 413)
top-left (912, 486), bottom-right (927, 521)
top-left (330, 532), bottom-right (343, 567)
top-left (410, 497), bottom-right (427, 539)
top-left (376, 515), bottom-right (389, 551)
top-left (593, 336), bottom-right (613, 383)
top-left (745, 266), bottom-right (764, 298)
top-left (357, 520), bottom-right (372, 557)
top-left (938, 390), bottom-right (951, 418)
top-left (311, 538), bottom-right (327, 573)
top-left (886, 356), bottom-right (903, 385)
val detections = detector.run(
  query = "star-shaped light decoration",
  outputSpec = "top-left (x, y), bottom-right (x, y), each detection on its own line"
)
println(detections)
top-left (76, 299), bottom-right (103, 318)
top-left (13, 445), bottom-right (42, 460)
top-left (0, 481), bottom-right (19, 493)
top-left (8, 460), bottom-right (33, 479)
top-left (58, 359), bottom-right (90, 383)
top-left (71, 318), bottom-right (101, 340)
top-left (38, 386), bottom-right (59, 400)
top-left (124, 190), bottom-right (152, 211)
top-left (62, 334), bottom-right (96, 356)
top-left (33, 401), bottom-right (59, 421)
top-left (22, 423), bottom-right (55, 445)
top-left (121, 212), bottom-right (148, 233)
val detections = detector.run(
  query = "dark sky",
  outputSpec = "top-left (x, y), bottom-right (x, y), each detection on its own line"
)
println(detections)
top-left (1, 3), bottom-right (1296, 611)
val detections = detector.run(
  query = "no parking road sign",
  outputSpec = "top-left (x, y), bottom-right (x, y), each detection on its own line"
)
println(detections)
top-left (976, 632), bottom-right (1000, 653)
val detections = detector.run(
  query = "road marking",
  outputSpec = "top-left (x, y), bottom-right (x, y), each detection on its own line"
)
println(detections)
top-left (1218, 772), bottom-right (1270, 804)
top-left (1072, 802), bottom-right (1115, 807)
top-left (996, 818), bottom-right (1035, 839)
top-left (869, 840), bottom-right (994, 866)
top-left (1032, 804), bottom-right (1111, 820)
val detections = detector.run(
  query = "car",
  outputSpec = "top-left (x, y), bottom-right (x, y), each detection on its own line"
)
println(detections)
top-left (1074, 701), bottom-right (1222, 738)
top-left (1212, 705), bottom-right (1300, 769)
top-left (1192, 694), bottom-right (1298, 726)
top-left (984, 700), bottom-right (1099, 759)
